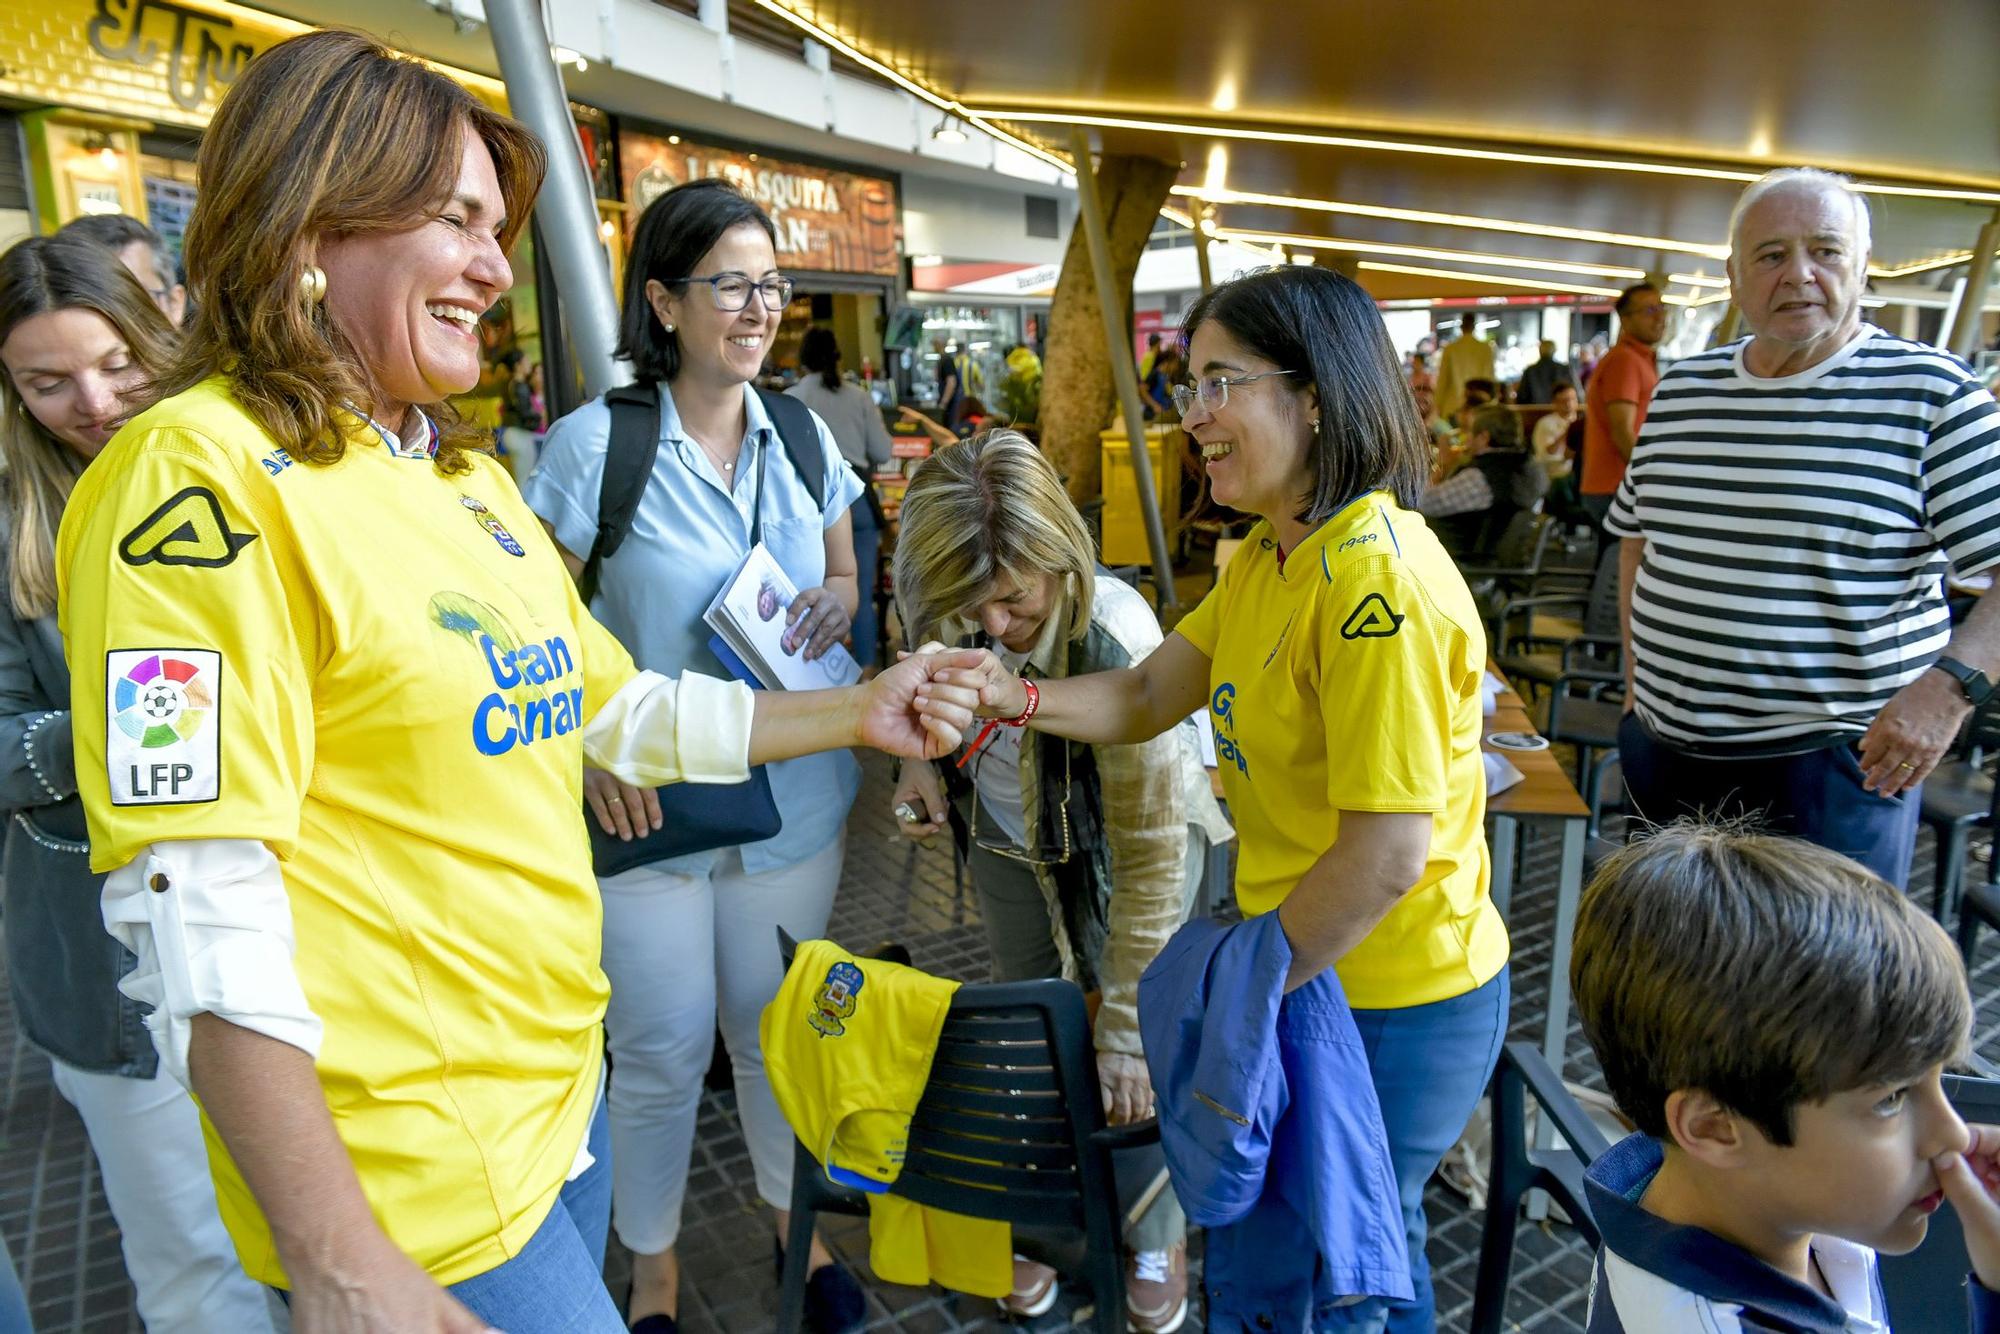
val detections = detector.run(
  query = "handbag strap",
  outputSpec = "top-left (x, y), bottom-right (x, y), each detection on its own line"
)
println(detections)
top-left (579, 382), bottom-right (663, 605)
top-left (757, 388), bottom-right (825, 513)
top-left (580, 385), bottom-right (824, 605)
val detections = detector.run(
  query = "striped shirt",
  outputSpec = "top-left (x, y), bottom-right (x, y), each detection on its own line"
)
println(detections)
top-left (1606, 325), bottom-right (2000, 750)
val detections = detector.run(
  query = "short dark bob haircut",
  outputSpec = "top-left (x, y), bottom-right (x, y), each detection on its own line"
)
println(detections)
top-left (617, 178), bottom-right (778, 384)
top-left (1179, 266), bottom-right (1427, 521)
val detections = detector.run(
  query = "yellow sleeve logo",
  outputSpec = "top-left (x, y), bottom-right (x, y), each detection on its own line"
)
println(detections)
top-left (118, 488), bottom-right (259, 569)
top-left (1340, 592), bottom-right (1405, 640)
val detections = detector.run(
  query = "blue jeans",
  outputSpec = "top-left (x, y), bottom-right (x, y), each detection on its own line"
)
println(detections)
top-left (1618, 711), bottom-right (1922, 889)
top-left (850, 497), bottom-right (881, 670)
top-left (1350, 968), bottom-right (1511, 1334)
top-left (447, 1093), bottom-right (620, 1330)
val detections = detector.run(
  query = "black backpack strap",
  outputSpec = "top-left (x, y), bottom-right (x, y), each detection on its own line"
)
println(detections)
top-left (756, 388), bottom-right (826, 513)
top-left (579, 382), bottom-right (662, 605)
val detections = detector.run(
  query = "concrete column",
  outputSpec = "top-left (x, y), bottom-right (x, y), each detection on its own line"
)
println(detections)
top-left (1945, 210), bottom-right (2000, 358)
top-left (1070, 129), bottom-right (1177, 608)
top-left (485, 0), bottom-right (628, 398)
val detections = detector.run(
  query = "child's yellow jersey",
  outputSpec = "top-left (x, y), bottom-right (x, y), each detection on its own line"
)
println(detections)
top-left (1174, 491), bottom-right (1508, 1009)
top-left (59, 377), bottom-right (640, 1285)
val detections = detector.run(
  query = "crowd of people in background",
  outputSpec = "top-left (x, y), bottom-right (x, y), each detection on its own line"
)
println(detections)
top-left (2, 23), bottom-right (2000, 1334)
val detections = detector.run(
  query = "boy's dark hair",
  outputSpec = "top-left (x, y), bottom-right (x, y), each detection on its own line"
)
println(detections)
top-left (617, 178), bottom-right (778, 384)
top-left (1572, 822), bottom-right (1970, 1146)
top-left (1179, 265), bottom-right (1427, 519)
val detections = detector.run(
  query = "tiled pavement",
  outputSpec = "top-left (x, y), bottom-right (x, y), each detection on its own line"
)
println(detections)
top-left (1, 749), bottom-right (1992, 1333)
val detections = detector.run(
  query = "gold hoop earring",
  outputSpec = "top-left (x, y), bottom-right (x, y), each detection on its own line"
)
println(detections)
top-left (299, 265), bottom-right (327, 306)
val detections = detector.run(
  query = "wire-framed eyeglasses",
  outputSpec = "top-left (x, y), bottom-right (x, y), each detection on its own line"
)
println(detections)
top-left (1169, 368), bottom-right (1298, 418)
top-left (669, 272), bottom-right (796, 312)
top-left (968, 736), bottom-right (1073, 867)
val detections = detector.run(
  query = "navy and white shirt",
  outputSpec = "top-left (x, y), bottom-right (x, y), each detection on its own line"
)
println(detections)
top-left (1605, 327), bottom-right (2000, 752)
top-left (1585, 1132), bottom-right (2000, 1333)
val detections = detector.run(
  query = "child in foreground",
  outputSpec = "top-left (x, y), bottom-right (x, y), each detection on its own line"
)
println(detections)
top-left (1569, 822), bottom-right (2000, 1330)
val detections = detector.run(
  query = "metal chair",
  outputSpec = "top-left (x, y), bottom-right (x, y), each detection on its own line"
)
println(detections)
top-left (773, 942), bottom-right (1157, 1334)
top-left (1469, 1043), bottom-right (1613, 1334)
top-left (1918, 695), bottom-right (2000, 926)
top-left (1491, 545), bottom-right (1622, 703)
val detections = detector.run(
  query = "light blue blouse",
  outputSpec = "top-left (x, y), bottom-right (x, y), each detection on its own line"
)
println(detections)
top-left (524, 380), bottom-right (864, 875)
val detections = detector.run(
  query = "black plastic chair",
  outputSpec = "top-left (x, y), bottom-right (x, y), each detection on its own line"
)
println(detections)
top-left (1492, 545), bottom-right (1622, 703)
top-left (1879, 1074), bottom-right (2000, 1331)
top-left (773, 950), bottom-right (1157, 1333)
top-left (1470, 1042), bottom-right (1613, 1334)
top-left (1919, 696), bottom-right (2000, 926)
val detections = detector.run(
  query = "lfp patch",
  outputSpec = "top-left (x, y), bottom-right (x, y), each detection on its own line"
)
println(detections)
top-left (460, 495), bottom-right (526, 557)
top-left (106, 649), bottom-right (220, 806)
top-left (807, 961), bottom-right (865, 1039)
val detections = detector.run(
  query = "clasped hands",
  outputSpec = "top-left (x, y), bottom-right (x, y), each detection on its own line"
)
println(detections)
top-left (854, 645), bottom-right (1022, 763)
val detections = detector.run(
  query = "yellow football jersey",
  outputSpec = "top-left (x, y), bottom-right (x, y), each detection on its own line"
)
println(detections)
top-left (58, 377), bottom-right (640, 1285)
top-left (762, 941), bottom-right (1010, 1298)
top-left (1174, 491), bottom-right (1508, 1009)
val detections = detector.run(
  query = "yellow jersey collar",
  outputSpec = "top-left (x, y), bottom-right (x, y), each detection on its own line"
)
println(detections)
top-left (1273, 490), bottom-right (1387, 582)
top-left (353, 406), bottom-right (440, 460)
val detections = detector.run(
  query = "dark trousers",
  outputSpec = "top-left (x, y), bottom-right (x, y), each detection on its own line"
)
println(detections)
top-left (1618, 711), bottom-right (1922, 889)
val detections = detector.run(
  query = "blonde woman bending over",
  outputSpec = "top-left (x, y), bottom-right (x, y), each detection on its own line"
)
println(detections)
top-left (891, 429), bottom-right (1229, 1333)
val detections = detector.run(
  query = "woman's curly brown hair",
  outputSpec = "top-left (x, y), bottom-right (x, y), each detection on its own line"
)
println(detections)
top-left (159, 27), bottom-right (545, 474)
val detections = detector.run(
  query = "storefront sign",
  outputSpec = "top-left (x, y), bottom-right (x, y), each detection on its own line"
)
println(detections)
top-left (0, 0), bottom-right (505, 130)
top-left (621, 131), bottom-right (900, 277)
top-left (911, 259), bottom-right (1059, 299)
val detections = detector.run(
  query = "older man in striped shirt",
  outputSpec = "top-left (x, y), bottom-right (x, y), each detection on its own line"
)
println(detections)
top-left (1608, 167), bottom-right (2000, 888)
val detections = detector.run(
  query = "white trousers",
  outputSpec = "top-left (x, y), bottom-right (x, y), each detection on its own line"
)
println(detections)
top-left (599, 835), bottom-right (846, 1255)
top-left (49, 1059), bottom-right (284, 1334)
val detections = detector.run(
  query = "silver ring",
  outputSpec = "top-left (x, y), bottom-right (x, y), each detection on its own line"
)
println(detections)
top-left (607, 795), bottom-right (625, 805)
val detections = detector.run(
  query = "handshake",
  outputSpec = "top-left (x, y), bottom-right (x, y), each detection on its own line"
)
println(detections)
top-left (854, 644), bottom-right (1029, 765)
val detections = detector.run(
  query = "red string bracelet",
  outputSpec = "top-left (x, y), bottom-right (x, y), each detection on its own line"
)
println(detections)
top-left (1002, 678), bottom-right (1040, 727)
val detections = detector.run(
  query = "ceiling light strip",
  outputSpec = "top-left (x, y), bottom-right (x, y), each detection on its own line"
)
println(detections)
top-left (966, 108), bottom-right (2000, 204)
top-left (1212, 228), bottom-right (1651, 280)
top-left (1214, 227), bottom-right (1740, 290)
top-left (1180, 185), bottom-right (1731, 259)
top-left (744, 0), bottom-right (1074, 175)
top-left (1356, 260), bottom-right (1626, 298)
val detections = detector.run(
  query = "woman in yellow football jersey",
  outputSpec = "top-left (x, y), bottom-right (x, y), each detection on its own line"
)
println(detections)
top-left (923, 265), bottom-right (1510, 1332)
top-left (56, 30), bottom-right (972, 1334)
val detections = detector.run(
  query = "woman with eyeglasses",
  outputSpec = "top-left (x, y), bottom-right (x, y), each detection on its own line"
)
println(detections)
top-left (890, 429), bottom-right (1229, 1330)
top-left (525, 178), bottom-right (867, 1334)
top-left (923, 266), bottom-right (1510, 1332)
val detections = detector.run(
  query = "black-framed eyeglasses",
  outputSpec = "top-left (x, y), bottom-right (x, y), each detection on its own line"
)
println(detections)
top-left (968, 734), bottom-right (1073, 867)
top-left (669, 272), bottom-right (795, 312)
top-left (1170, 368), bottom-right (1298, 418)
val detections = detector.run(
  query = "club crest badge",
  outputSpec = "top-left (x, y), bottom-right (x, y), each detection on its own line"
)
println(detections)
top-left (807, 961), bottom-right (865, 1038)
top-left (459, 495), bottom-right (526, 557)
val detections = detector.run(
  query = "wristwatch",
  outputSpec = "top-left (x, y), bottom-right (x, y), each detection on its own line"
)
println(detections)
top-left (1931, 655), bottom-right (1996, 706)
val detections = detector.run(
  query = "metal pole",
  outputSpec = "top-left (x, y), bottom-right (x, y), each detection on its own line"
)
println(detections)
top-left (485, 0), bottom-right (628, 399)
top-left (1945, 210), bottom-right (2000, 359)
top-left (1189, 202), bottom-right (1215, 295)
top-left (1069, 129), bottom-right (1177, 608)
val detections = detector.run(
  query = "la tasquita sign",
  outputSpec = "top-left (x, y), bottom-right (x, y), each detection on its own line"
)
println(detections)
top-left (621, 130), bottom-right (900, 277)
